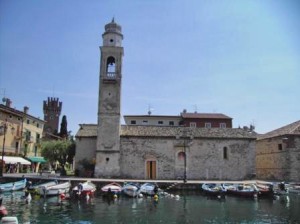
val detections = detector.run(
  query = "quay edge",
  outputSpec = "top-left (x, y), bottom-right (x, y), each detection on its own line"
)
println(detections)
top-left (1, 173), bottom-right (275, 191)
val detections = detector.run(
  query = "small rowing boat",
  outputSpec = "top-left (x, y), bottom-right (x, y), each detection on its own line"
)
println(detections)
top-left (38, 181), bottom-right (71, 196)
top-left (0, 179), bottom-right (27, 192)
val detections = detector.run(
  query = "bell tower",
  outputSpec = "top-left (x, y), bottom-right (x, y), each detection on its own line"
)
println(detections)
top-left (95, 18), bottom-right (124, 177)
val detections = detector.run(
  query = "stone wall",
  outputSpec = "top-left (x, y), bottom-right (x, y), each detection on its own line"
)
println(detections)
top-left (256, 136), bottom-right (300, 181)
top-left (75, 137), bottom-right (96, 170)
top-left (120, 136), bottom-right (255, 180)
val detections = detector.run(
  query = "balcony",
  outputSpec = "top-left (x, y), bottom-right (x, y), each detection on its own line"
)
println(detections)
top-left (103, 72), bottom-right (117, 83)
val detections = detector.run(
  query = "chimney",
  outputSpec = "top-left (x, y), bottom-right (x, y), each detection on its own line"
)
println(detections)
top-left (24, 106), bottom-right (29, 114)
top-left (6, 98), bottom-right (12, 107)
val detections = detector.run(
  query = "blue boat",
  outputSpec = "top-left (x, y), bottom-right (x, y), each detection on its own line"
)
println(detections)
top-left (0, 179), bottom-right (27, 192)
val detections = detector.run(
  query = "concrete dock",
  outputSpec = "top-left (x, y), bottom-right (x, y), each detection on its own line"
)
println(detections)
top-left (1, 173), bottom-right (272, 190)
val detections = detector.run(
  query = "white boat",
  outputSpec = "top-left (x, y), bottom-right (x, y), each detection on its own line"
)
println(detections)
top-left (27, 180), bottom-right (58, 194)
top-left (72, 181), bottom-right (97, 198)
top-left (287, 184), bottom-right (300, 194)
top-left (140, 183), bottom-right (157, 196)
top-left (122, 182), bottom-right (141, 197)
top-left (39, 181), bottom-right (71, 196)
top-left (101, 182), bottom-right (122, 194)
top-left (1, 216), bottom-right (18, 224)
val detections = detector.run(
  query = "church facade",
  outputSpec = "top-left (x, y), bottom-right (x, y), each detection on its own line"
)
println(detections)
top-left (75, 20), bottom-right (257, 180)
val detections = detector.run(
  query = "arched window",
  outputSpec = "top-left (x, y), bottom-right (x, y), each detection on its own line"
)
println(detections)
top-left (223, 147), bottom-right (228, 159)
top-left (178, 151), bottom-right (186, 161)
top-left (106, 56), bottom-right (116, 77)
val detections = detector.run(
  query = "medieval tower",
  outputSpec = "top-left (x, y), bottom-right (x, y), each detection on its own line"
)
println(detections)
top-left (95, 19), bottom-right (124, 177)
top-left (43, 97), bottom-right (62, 134)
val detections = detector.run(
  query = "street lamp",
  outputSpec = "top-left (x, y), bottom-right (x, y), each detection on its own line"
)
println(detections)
top-left (0, 119), bottom-right (15, 177)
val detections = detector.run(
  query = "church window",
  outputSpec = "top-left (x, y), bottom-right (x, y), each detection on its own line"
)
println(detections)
top-left (278, 144), bottom-right (283, 150)
top-left (223, 147), bottom-right (228, 159)
top-left (178, 151), bottom-right (186, 161)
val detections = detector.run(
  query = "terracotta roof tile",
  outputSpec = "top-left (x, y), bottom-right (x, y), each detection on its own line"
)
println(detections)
top-left (258, 120), bottom-right (300, 140)
top-left (181, 113), bottom-right (232, 119)
top-left (76, 124), bottom-right (256, 139)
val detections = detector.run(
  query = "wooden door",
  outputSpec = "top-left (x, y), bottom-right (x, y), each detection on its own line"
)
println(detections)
top-left (146, 161), bottom-right (156, 179)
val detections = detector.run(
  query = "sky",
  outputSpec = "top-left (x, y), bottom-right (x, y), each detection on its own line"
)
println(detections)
top-left (0, 0), bottom-right (299, 135)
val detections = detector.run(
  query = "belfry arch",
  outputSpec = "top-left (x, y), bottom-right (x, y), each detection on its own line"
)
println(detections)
top-left (106, 56), bottom-right (116, 73)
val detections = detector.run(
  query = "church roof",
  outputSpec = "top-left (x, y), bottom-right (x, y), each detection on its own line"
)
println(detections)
top-left (75, 124), bottom-right (97, 138)
top-left (121, 125), bottom-right (256, 139)
top-left (257, 120), bottom-right (300, 140)
top-left (75, 124), bottom-right (256, 139)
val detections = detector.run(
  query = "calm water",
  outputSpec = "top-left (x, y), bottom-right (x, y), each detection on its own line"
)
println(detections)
top-left (1, 191), bottom-right (300, 224)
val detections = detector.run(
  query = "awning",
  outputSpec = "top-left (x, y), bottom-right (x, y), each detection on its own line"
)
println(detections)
top-left (26, 156), bottom-right (47, 163)
top-left (1, 156), bottom-right (31, 165)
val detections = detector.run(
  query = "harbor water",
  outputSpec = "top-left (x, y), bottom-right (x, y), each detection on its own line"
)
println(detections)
top-left (1, 191), bottom-right (300, 223)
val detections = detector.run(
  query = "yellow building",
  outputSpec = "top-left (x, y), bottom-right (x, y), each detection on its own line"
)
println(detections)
top-left (0, 99), bottom-right (45, 167)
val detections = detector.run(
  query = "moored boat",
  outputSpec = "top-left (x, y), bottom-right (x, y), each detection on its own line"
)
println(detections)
top-left (202, 183), bottom-right (226, 197)
top-left (225, 184), bottom-right (258, 198)
top-left (27, 180), bottom-right (58, 194)
top-left (122, 182), bottom-right (141, 197)
top-left (72, 181), bottom-right (96, 198)
top-left (0, 179), bottom-right (27, 192)
top-left (38, 181), bottom-right (71, 196)
top-left (101, 182), bottom-right (122, 195)
top-left (256, 184), bottom-right (274, 197)
top-left (1, 216), bottom-right (18, 224)
top-left (286, 184), bottom-right (300, 194)
top-left (140, 183), bottom-right (158, 196)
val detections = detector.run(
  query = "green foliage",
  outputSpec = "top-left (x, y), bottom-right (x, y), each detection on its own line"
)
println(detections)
top-left (59, 115), bottom-right (68, 138)
top-left (41, 139), bottom-right (76, 169)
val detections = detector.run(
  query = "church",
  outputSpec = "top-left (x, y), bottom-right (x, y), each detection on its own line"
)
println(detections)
top-left (75, 19), bottom-right (257, 181)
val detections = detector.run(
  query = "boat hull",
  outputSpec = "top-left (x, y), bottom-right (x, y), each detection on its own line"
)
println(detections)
top-left (0, 179), bottom-right (27, 192)
top-left (38, 182), bottom-right (71, 196)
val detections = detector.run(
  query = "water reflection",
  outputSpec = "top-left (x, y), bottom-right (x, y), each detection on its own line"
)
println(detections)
top-left (0, 191), bottom-right (299, 223)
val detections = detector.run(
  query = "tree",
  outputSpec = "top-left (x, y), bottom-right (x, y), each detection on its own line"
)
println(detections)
top-left (59, 115), bottom-right (68, 139)
top-left (41, 139), bottom-right (76, 175)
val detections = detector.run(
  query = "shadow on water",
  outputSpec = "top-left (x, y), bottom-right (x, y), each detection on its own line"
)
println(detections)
top-left (0, 190), bottom-right (299, 223)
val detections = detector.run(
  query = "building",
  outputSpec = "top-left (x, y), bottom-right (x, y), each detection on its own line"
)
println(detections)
top-left (0, 99), bottom-right (46, 172)
top-left (256, 120), bottom-right (300, 182)
top-left (43, 97), bottom-right (62, 135)
top-left (124, 115), bottom-right (182, 126)
top-left (124, 111), bottom-right (232, 128)
top-left (75, 19), bottom-right (257, 180)
top-left (181, 112), bottom-right (232, 128)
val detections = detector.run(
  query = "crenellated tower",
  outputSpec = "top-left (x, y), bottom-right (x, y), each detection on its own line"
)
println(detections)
top-left (95, 18), bottom-right (124, 177)
top-left (43, 97), bottom-right (62, 134)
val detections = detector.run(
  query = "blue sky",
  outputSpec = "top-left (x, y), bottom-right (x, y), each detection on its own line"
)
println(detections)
top-left (0, 0), bottom-right (299, 135)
